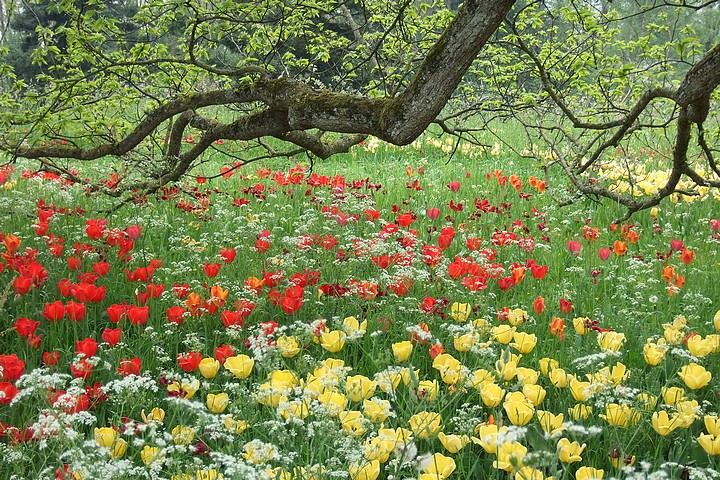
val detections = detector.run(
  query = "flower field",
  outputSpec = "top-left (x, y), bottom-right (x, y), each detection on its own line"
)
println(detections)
top-left (0, 139), bottom-right (719, 480)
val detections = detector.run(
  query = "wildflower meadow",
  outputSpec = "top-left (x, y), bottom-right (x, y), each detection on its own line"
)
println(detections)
top-left (0, 137), bottom-right (719, 480)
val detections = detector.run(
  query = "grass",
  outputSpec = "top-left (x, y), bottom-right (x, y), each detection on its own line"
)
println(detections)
top-left (0, 135), bottom-right (718, 480)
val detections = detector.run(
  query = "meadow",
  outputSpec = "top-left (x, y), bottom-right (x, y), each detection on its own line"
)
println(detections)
top-left (0, 135), bottom-right (718, 480)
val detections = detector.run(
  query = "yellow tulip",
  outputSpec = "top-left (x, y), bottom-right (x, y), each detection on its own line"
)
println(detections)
top-left (643, 340), bottom-right (667, 366)
top-left (345, 375), bottom-right (377, 402)
top-left (422, 452), bottom-right (456, 477)
top-left (140, 445), bottom-right (163, 466)
top-left (698, 433), bottom-right (720, 455)
top-left (539, 357), bottom-right (559, 376)
top-left (652, 410), bottom-right (680, 436)
top-left (392, 341), bottom-right (413, 362)
top-left (206, 392), bottom-right (230, 413)
top-left (167, 379), bottom-right (200, 399)
top-left (522, 384), bottom-right (546, 406)
top-left (576, 466), bottom-right (604, 480)
top-left (141, 407), bottom-right (165, 424)
top-left (343, 316), bottom-right (367, 336)
top-left (453, 332), bottom-right (478, 352)
top-left (608, 362), bottom-right (629, 385)
top-left (515, 467), bottom-right (545, 480)
top-left (408, 411), bottom-right (442, 439)
top-left (675, 399), bottom-right (700, 427)
top-left (278, 399), bottom-right (310, 420)
top-left (110, 437), bottom-right (128, 458)
top-left (515, 367), bottom-right (539, 386)
top-left (481, 382), bottom-right (505, 407)
top-left (433, 353), bottom-right (464, 385)
top-left (276, 336), bottom-right (301, 358)
top-left (339, 410), bottom-right (367, 436)
top-left (224, 354), bottom-right (254, 378)
top-left (317, 390), bottom-right (348, 416)
top-left (450, 302), bottom-right (472, 322)
top-left (416, 379), bottom-right (439, 402)
top-left (320, 330), bottom-right (347, 353)
top-left (492, 325), bottom-right (516, 344)
top-left (664, 327), bottom-right (685, 345)
top-left (363, 398), bottom-right (393, 423)
top-left (601, 403), bottom-right (638, 428)
top-left (494, 441), bottom-right (527, 472)
top-left (472, 423), bottom-right (508, 454)
top-left (507, 308), bottom-right (528, 326)
top-left (597, 331), bottom-right (626, 352)
top-left (572, 317), bottom-right (590, 335)
top-left (568, 403), bottom-right (592, 421)
top-left (705, 415), bottom-right (720, 436)
top-left (537, 410), bottom-right (564, 435)
top-left (714, 309), bottom-right (720, 331)
top-left (438, 432), bottom-right (470, 453)
top-left (375, 369), bottom-right (402, 394)
top-left (242, 440), bottom-right (278, 464)
top-left (548, 368), bottom-right (570, 388)
top-left (662, 386), bottom-right (686, 405)
top-left (195, 470), bottom-right (220, 480)
top-left (469, 368), bottom-right (496, 389)
top-left (678, 362), bottom-right (712, 390)
top-left (687, 335), bottom-right (714, 357)
top-left (172, 425), bottom-right (195, 445)
top-left (557, 437), bottom-right (585, 463)
top-left (504, 397), bottom-right (535, 426)
top-left (510, 332), bottom-right (537, 354)
top-left (569, 378), bottom-right (593, 402)
top-left (364, 436), bottom-right (394, 463)
top-left (198, 358), bottom-right (220, 379)
top-left (94, 427), bottom-right (117, 448)
top-left (349, 460), bottom-right (380, 480)
top-left (224, 417), bottom-right (250, 434)
top-left (495, 358), bottom-right (518, 382)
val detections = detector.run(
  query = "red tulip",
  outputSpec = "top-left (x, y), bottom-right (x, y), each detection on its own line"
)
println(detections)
top-left (567, 241), bottom-right (581, 255)
top-left (166, 306), bottom-right (187, 325)
top-left (101, 327), bottom-right (123, 347)
top-left (127, 305), bottom-right (149, 325)
top-left (75, 338), bottom-right (98, 358)
top-left (215, 345), bottom-right (236, 364)
top-left (172, 283), bottom-right (190, 299)
top-left (598, 247), bottom-right (612, 261)
top-left (448, 181), bottom-right (461, 192)
top-left (670, 239), bottom-right (684, 251)
top-left (12, 276), bottom-right (33, 295)
top-left (65, 301), bottom-right (86, 322)
top-left (220, 248), bottom-right (237, 263)
top-left (530, 264), bottom-right (548, 280)
top-left (203, 262), bottom-right (221, 277)
top-left (124, 224), bottom-right (142, 239)
top-left (559, 298), bottom-right (573, 314)
top-left (497, 276), bottom-right (515, 291)
top-left (13, 317), bottom-right (39, 338)
top-left (177, 352), bottom-right (202, 372)
top-left (0, 382), bottom-right (20, 404)
top-left (0, 354), bottom-right (25, 382)
top-left (92, 261), bottom-right (110, 276)
top-left (427, 208), bottom-right (441, 220)
top-left (533, 296), bottom-right (546, 315)
top-left (41, 301), bottom-right (66, 322)
top-left (43, 351), bottom-right (60, 366)
top-left (117, 358), bottom-right (142, 376)
top-left (85, 219), bottom-right (107, 240)
top-left (106, 303), bottom-right (127, 323)
top-left (70, 359), bottom-right (93, 379)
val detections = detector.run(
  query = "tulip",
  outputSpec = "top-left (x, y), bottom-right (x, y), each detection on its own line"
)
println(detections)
top-left (453, 332), bottom-right (478, 352)
top-left (507, 309), bottom-right (528, 326)
top-left (539, 357), bottom-right (559, 376)
top-left (601, 403), bottom-right (638, 428)
top-left (705, 415), bottom-right (720, 436)
top-left (432, 353), bottom-right (463, 385)
top-left (278, 399), bottom-right (309, 420)
top-left (698, 434), bottom-right (720, 455)
top-left (345, 375), bottom-right (377, 402)
top-left (494, 441), bottom-right (527, 472)
top-left (537, 410), bottom-right (565, 435)
top-left (363, 398), bottom-right (392, 423)
top-left (408, 411), bottom-right (441, 438)
top-left (339, 410), bottom-right (367, 436)
top-left (504, 397), bottom-right (535, 426)
top-left (349, 459), bottom-right (380, 480)
top-left (652, 410), bottom-right (680, 436)
top-left (276, 336), bottom-right (301, 358)
top-left (643, 340), bottom-right (667, 366)
top-left (416, 380), bottom-right (439, 402)
top-left (469, 368), bottom-right (495, 389)
top-left (687, 335), bottom-right (714, 357)
top-left (678, 362), bottom-right (712, 390)
top-left (557, 437), bottom-right (585, 463)
top-left (662, 386), bottom-right (685, 405)
top-left (267, 370), bottom-right (299, 391)
top-left (576, 466), bottom-right (604, 480)
top-left (343, 316), bottom-right (367, 336)
top-left (515, 467), bottom-right (545, 480)
top-left (481, 382), bottom-right (505, 407)
top-left (422, 452), bottom-right (456, 477)
top-left (492, 325), bottom-right (516, 344)
top-left (515, 367), bottom-right (539, 386)
top-left (472, 423), bottom-right (508, 454)
top-left (317, 390), bottom-right (348, 416)
top-left (141, 407), bottom-right (165, 424)
top-left (224, 354), bottom-right (254, 378)
top-left (224, 417), bottom-right (250, 434)
top-left (392, 341), bottom-right (413, 362)
top-left (206, 392), bottom-right (230, 413)
top-left (597, 331), bottom-right (626, 352)
top-left (548, 368), bottom-right (570, 388)
top-left (320, 330), bottom-right (347, 353)
top-left (573, 317), bottom-right (590, 335)
top-left (140, 445), bottom-right (163, 466)
top-left (569, 377), bottom-right (593, 402)
top-left (568, 403), bottom-right (593, 421)
top-left (198, 358), bottom-right (220, 379)
top-left (522, 384), bottom-right (546, 406)
top-left (110, 437), bottom-right (128, 458)
top-left (94, 427), bottom-right (117, 448)
top-left (167, 379), bottom-right (199, 399)
top-left (510, 332), bottom-right (537, 354)
top-left (172, 425), bottom-right (195, 445)
top-left (450, 302), bottom-right (471, 322)
top-left (438, 432), bottom-right (470, 453)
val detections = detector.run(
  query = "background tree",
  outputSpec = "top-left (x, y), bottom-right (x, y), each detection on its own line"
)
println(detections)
top-left (0, 0), bottom-right (717, 217)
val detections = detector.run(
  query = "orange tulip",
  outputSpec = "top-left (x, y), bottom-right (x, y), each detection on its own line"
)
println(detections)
top-left (612, 240), bottom-right (627, 256)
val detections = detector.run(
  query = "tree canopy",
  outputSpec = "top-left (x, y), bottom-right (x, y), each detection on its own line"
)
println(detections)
top-left (0, 0), bottom-right (718, 217)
